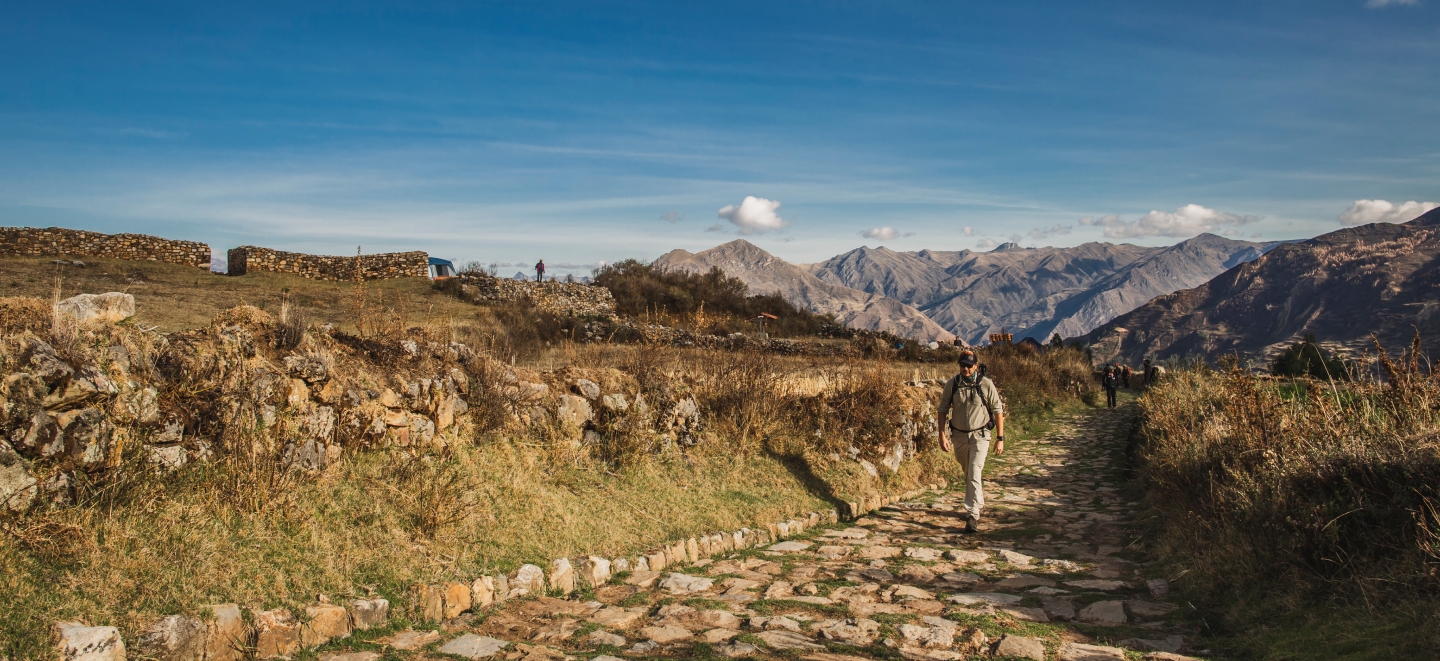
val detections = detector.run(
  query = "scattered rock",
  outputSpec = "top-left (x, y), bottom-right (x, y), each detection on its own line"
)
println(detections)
top-left (437, 634), bottom-right (510, 659)
top-left (769, 541), bottom-right (810, 552)
top-left (638, 624), bottom-right (691, 644)
top-left (715, 641), bottom-right (760, 657)
top-left (749, 616), bottom-right (802, 632)
top-left (585, 630), bottom-right (626, 647)
top-left (658, 572), bottom-right (713, 595)
top-left (588, 607), bottom-right (643, 629)
top-left (1127, 599), bottom-right (1179, 619)
top-left (1078, 600), bottom-right (1127, 626)
top-left (948, 592), bottom-right (1023, 606)
top-left (818, 618), bottom-right (881, 646)
top-left (53, 622), bottom-right (126, 661)
top-left (700, 628), bottom-right (739, 643)
top-left (755, 630), bottom-right (824, 650)
top-left (381, 629), bottom-right (441, 650)
top-left (56, 292), bottom-right (135, 325)
top-left (575, 379), bottom-right (601, 400)
top-left (1146, 578), bottom-right (1170, 599)
top-left (350, 598), bottom-right (390, 629)
top-left (904, 547), bottom-right (942, 561)
top-left (993, 634), bottom-right (1046, 661)
top-left (1058, 642), bottom-right (1128, 661)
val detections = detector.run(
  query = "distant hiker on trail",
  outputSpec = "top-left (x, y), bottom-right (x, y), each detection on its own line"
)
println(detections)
top-left (535, 259), bottom-right (546, 282)
top-left (1102, 366), bottom-right (1119, 408)
top-left (1143, 358), bottom-right (1152, 385)
top-left (938, 350), bottom-right (1006, 534)
top-left (1122, 365), bottom-right (1132, 389)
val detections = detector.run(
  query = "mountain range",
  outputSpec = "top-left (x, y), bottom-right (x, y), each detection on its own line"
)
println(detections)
top-left (656, 234), bottom-right (1270, 345)
top-left (654, 242), bottom-right (957, 342)
top-left (1079, 207), bottom-right (1440, 366)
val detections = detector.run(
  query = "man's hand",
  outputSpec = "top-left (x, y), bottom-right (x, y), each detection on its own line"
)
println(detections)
top-left (994, 440), bottom-right (1005, 455)
top-left (939, 430), bottom-right (952, 453)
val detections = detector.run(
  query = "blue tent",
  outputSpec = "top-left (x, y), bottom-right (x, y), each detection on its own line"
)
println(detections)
top-left (428, 257), bottom-right (456, 279)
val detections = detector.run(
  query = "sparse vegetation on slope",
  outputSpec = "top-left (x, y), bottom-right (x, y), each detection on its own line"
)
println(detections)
top-left (1133, 337), bottom-right (1440, 658)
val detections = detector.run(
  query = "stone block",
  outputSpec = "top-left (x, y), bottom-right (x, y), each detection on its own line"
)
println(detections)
top-left (53, 622), bottom-right (125, 661)
top-left (493, 574), bottom-right (509, 602)
top-left (437, 634), bottom-right (509, 659)
top-left (646, 550), bottom-right (667, 572)
top-left (555, 395), bottom-right (593, 428)
top-left (253, 609), bottom-right (300, 660)
top-left (350, 598), bottom-right (389, 630)
top-left (579, 555), bottom-right (611, 587)
top-left (300, 603), bottom-right (350, 648)
top-left (444, 582), bottom-right (472, 619)
top-left (472, 577), bottom-right (496, 609)
top-left (56, 292), bottom-right (135, 325)
top-left (550, 558), bottom-right (576, 595)
top-left (414, 584), bottom-right (445, 622)
top-left (201, 604), bottom-right (244, 661)
top-left (1078, 600), bottom-right (1127, 626)
top-left (137, 615), bottom-right (206, 661)
top-left (513, 564), bottom-right (546, 594)
top-left (686, 538), bottom-right (699, 563)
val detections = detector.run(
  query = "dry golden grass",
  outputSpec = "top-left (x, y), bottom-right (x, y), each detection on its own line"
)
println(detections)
top-left (1134, 338), bottom-right (1440, 658)
top-left (0, 260), bottom-right (1092, 656)
top-left (0, 256), bottom-right (479, 333)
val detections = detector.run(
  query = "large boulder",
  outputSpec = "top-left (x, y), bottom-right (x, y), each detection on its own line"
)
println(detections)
top-left (56, 293), bottom-right (135, 325)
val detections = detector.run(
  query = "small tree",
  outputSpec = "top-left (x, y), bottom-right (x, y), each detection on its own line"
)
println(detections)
top-left (1272, 333), bottom-right (1349, 380)
top-left (1049, 333), bottom-right (1064, 350)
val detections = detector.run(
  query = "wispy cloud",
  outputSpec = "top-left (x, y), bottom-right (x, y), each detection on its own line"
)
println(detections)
top-left (660, 210), bottom-right (683, 223)
top-left (1364, 0), bottom-right (1418, 8)
top-left (976, 238), bottom-right (998, 249)
top-left (1026, 223), bottom-right (1072, 241)
top-left (860, 226), bottom-right (899, 240)
top-left (1338, 199), bottom-right (1439, 225)
top-left (1081, 204), bottom-right (1258, 239)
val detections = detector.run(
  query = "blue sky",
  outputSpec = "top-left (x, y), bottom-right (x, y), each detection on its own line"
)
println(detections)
top-left (2, 1), bottom-right (1437, 274)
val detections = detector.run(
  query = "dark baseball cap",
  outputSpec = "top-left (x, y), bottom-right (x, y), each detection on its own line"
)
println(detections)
top-left (958, 352), bottom-right (979, 366)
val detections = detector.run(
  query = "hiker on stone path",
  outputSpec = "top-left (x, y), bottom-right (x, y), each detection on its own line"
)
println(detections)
top-left (535, 259), bottom-right (546, 282)
top-left (1121, 364), bottom-right (1132, 389)
top-left (1102, 365), bottom-right (1119, 408)
top-left (938, 350), bottom-right (1006, 534)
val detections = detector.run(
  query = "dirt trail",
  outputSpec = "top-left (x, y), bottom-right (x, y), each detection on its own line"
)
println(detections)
top-left (332, 402), bottom-right (1210, 661)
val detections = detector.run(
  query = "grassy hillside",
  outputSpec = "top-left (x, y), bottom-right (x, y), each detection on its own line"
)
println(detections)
top-left (1131, 341), bottom-right (1440, 659)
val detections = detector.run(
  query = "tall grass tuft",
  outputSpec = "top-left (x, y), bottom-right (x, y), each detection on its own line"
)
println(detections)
top-left (1135, 333), bottom-right (1440, 653)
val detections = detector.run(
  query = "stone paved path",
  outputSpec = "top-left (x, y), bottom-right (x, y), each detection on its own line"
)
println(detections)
top-left (333, 402), bottom-right (1212, 661)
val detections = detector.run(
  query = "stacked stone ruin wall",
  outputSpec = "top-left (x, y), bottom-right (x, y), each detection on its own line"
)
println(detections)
top-left (228, 246), bottom-right (429, 280)
top-left (0, 226), bottom-right (210, 268)
top-left (458, 276), bottom-right (616, 316)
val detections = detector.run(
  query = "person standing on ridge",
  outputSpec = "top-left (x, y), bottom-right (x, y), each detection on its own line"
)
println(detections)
top-left (535, 259), bottom-right (546, 283)
top-left (1102, 365), bottom-right (1119, 408)
top-left (1122, 364), bottom-right (1132, 389)
top-left (1142, 358), bottom-right (1152, 385)
top-left (938, 350), bottom-right (1006, 534)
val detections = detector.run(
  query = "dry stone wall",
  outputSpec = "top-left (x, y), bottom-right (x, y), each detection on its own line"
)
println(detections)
top-left (456, 275), bottom-right (615, 317)
top-left (227, 246), bottom-right (428, 280)
top-left (0, 226), bottom-right (210, 268)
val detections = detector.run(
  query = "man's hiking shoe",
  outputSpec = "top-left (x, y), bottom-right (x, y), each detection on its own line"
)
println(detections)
top-left (965, 518), bottom-right (978, 534)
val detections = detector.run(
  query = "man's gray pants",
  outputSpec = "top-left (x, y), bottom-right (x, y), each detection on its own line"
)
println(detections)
top-left (953, 429), bottom-right (991, 521)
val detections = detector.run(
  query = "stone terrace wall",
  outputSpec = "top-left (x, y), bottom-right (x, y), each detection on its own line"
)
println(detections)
top-left (228, 246), bottom-right (428, 281)
top-left (456, 275), bottom-right (615, 317)
top-left (0, 226), bottom-right (210, 268)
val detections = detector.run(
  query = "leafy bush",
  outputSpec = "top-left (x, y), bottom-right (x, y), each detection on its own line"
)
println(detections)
top-left (592, 259), bottom-right (835, 336)
top-left (1271, 332), bottom-right (1349, 379)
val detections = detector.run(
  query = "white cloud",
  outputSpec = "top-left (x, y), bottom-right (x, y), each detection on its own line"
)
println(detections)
top-left (1337, 199), bottom-right (1439, 225)
top-left (1078, 216), bottom-right (1094, 226)
top-left (962, 226), bottom-right (974, 236)
top-left (860, 226), bottom-right (900, 240)
top-left (660, 210), bottom-right (683, 223)
top-left (1365, 0), bottom-right (1418, 8)
top-left (1027, 224), bottom-right (1072, 240)
top-left (1089, 204), bottom-right (1258, 239)
top-left (976, 238), bottom-right (998, 249)
top-left (717, 196), bottom-right (788, 234)
top-left (704, 223), bottom-right (725, 232)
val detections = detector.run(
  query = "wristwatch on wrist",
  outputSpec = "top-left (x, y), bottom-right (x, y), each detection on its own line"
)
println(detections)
top-left (996, 435), bottom-right (1005, 442)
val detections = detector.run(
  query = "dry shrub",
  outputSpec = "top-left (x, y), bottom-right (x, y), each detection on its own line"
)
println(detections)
top-left (0, 297), bottom-right (51, 335)
top-left (1136, 333), bottom-right (1440, 634)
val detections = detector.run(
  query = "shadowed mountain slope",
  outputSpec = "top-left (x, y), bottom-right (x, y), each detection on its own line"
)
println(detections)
top-left (1078, 208), bottom-right (1440, 366)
